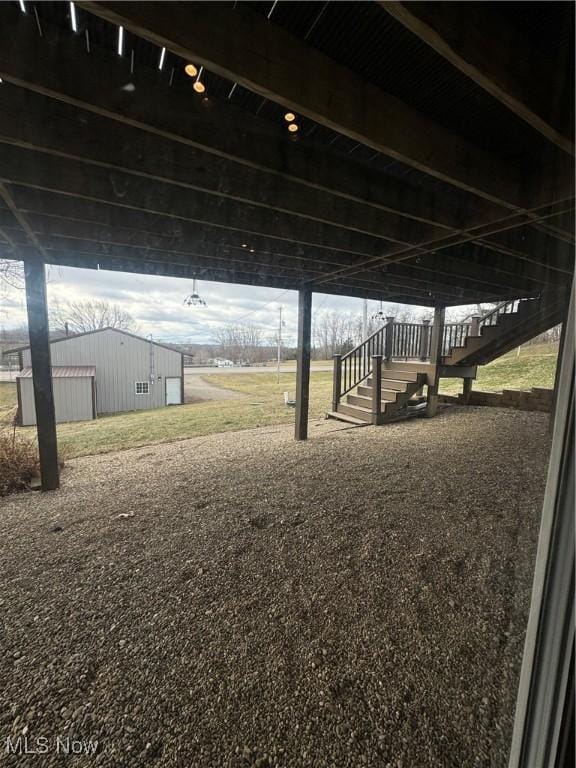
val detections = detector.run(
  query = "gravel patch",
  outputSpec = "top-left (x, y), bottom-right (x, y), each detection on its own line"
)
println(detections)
top-left (0, 407), bottom-right (550, 767)
top-left (184, 375), bottom-right (247, 404)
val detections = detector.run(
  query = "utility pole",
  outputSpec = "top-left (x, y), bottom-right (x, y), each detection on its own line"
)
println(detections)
top-left (277, 305), bottom-right (283, 383)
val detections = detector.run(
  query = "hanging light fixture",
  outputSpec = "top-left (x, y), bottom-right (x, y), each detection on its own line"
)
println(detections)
top-left (184, 63), bottom-right (198, 78)
top-left (184, 279), bottom-right (207, 307)
top-left (371, 300), bottom-right (385, 322)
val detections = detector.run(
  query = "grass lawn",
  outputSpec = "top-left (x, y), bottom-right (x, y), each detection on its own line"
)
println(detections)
top-left (1, 373), bottom-right (333, 460)
top-left (0, 342), bottom-right (558, 460)
top-left (440, 342), bottom-right (559, 395)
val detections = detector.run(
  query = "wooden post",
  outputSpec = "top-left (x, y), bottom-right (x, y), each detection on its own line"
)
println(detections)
top-left (470, 314), bottom-right (482, 336)
top-left (419, 318), bottom-right (431, 360)
top-left (332, 354), bottom-right (342, 412)
top-left (295, 287), bottom-right (312, 441)
top-left (371, 355), bottom-right (382, 425)
top-left (426, 305), bottom-right (445, 418)
top-left (384, 316), bottom-right (395, 360)
top-left (23, 257), bottom-right (59, 491)
top-left (462, 377), bottom-right (473, 404)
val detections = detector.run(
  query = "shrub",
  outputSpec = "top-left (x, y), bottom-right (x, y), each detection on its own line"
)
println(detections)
top-left (0, 425), bottom-right (39, 496)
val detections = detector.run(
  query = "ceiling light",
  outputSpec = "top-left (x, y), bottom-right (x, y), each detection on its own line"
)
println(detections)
top-left (70, 2), bottom-right (78, 32)
top-left (117, 25), bottom-right (124, 56)
top-left (184, 63), bottom-right (198, 78)
top-left (158, 46), bottom-right (166, 70)
top-left (284, 112), bottom-right (295, 122)
top-left (288, 123), bottom-right (299, 133)
top-left (193, 81), bottom-right (205, 94)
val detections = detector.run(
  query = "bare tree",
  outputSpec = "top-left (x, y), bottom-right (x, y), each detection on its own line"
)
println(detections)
top-left (212, 322), bottom-right (268, 364)
top-left (0, 259), bottom-right (23, 291)
top-left (50, 299), bottom-right (137, 334)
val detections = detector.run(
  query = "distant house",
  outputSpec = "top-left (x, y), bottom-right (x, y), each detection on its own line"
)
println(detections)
top-left (6, 328), bottom-right (184, 426)
top-left (213, 358), bottom-right (235, 368)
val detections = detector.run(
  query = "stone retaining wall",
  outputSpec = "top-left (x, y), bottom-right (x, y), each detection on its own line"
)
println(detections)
top-left (440, 387), bottom-right (554, 412)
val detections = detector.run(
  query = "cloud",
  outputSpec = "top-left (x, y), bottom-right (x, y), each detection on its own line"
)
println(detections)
top-left (2, 264), bottom-right (466, 344)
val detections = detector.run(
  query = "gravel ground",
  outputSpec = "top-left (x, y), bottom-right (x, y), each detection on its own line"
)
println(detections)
top-left (184, 375), bottom-right (246, 404)
top-left (0, 407), bottom-right (550, 767)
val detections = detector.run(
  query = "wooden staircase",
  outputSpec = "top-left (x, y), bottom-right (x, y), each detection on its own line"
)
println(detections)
top-left (328, 293), bottom-right (567, 426)
top-left (331, 366), bottom-right (427, 424)
top-left (442, 296), bottom-right (566, 367)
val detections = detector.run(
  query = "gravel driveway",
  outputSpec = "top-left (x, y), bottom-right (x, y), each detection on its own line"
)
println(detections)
top-left (0, 407), bottom-right (550, 767)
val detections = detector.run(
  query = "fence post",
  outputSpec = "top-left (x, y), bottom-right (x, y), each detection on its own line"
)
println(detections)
top-left (470, 314), bottom-right (482, 336)
top-left (332, 354), bottom-right (342, 411)
top-left (371, 354), bottom-right (382, 425)
top-left (384, 316), bottom-right (395, 360)
top-left (420, 319), bottom-right (431, 361)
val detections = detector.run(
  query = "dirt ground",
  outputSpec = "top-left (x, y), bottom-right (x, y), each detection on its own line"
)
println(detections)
top-left (0, 407), bottom-right (550, 767)
top-left (184, 373), bottom-right (246, 404)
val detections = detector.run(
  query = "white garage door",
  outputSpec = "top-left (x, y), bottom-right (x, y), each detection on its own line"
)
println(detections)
top-left (165, 377), bottom-right (182, 405)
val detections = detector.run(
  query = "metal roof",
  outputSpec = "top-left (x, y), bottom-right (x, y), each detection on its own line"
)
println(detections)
top-left (18, 366), bottom-right (96, 378)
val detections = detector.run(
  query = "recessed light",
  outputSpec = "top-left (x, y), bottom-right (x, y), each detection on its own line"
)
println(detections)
top-left (288, 123), bottom-right (299, 133)
top-left (185, 63), bottom-right (198, 78)
top-left (284, 112), bottom-right (295, 122)
top-left (193, 81), bottom-right (206, 94)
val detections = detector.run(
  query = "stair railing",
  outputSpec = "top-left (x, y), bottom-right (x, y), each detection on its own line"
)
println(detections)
top-left (332, 317), bottom-right (433, 410)
top-left (442, 322), bottom-right (471, 356)
top-left (478, 298), bottom-right (522, 329)
top-left (332, 322), bottom-right (388, 410)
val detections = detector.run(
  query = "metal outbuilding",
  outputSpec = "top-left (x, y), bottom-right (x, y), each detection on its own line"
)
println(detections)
top-left (10, 328), bottom-right (184, 424)
top-left (17, 366), bottom-right (96, 426)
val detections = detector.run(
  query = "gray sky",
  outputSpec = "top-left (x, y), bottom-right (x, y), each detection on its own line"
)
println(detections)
top-left (2, 264), bottom-right (421, 346)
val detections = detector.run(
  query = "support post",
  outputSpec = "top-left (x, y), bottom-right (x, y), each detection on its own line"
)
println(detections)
top-left (462, 377), bottom-right (473, 405)
top-left (426, 305), bottom-right (445, 418)
top-left (384, 316), bottom-right (395, 360)
top-left (470, 314), bottom-right (482, 336)
top-left (23, 257), bottom-right (59, 490)
top-left (295, 287), bottom-right (312, 441)
top-left (371, 354), bottom-right (382, 425)
top-left (332, 354), bottom-right (342, 412)
top-left (419, 318), bottom-right (431, 361)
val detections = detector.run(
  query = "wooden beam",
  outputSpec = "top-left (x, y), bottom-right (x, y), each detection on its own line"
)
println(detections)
top-left (295, 288), bottom-right (312, 441)
top-left (80, 0), bottom-right (523, 208)
top-left (0, 15), bottom-right (570, 275)
top-left (381, 1), bottom-right (574, 156)
top-left (0, 14), bottom-right (479, 233)
top-left (0, 242), bottom-right (429, 306)
top-left (0, 86), bottom-right (445, 245)
top-left (23, 257), bottom-right (59, 491)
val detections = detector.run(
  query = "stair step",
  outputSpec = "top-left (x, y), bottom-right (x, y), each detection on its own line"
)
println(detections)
top-left (359, 379), bottom-right (409, 394)
top-left (326, 411), bottom-right (368, 425)
top-left (382, 370), bottom-right (420, 382)
top-left (337, 403), bottom-right (372, 421)
top-left (347, 391), bottom-right (399, 407)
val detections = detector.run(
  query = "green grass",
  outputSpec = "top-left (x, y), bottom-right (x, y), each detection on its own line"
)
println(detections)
top-left (0, 342), bottom-right (559, 459)
top-left (0, 382), bottom-right (17, 422)
top-left (440, 342), bottom-right (559, 395)
top-left (2, 372), bottom-right (333, 460)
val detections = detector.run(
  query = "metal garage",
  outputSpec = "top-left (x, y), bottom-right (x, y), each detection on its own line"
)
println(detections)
top-left (17, 366), bottom-right (96, 426)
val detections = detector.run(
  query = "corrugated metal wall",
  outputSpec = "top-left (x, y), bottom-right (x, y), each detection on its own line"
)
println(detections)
top-left (21, 330), bottom-right (182, 414)
top-left (19, 376), bottom-right (94, 426)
